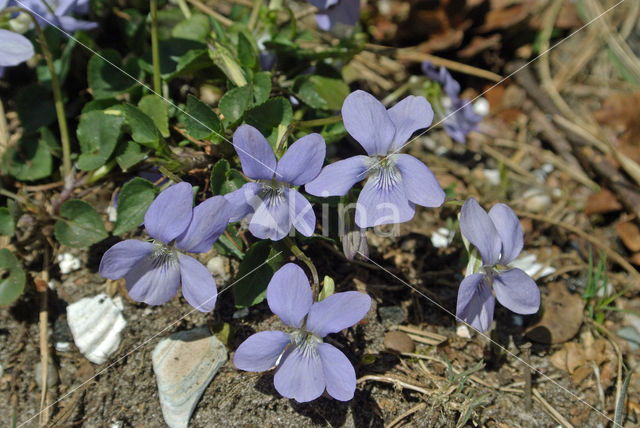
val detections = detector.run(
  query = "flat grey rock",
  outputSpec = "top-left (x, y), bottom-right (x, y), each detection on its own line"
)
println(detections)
top-left (152, 327), bottom-right (227, 428)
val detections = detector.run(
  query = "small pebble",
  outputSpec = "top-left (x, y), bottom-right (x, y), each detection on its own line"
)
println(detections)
top-left (378, 306), bottom-right (407, 328)
top-left (430, 227), bottom-right (455, 248)
top-left (207, 255), bottom-right (230, 282)
top-left (384, 331), bottom-right (415, 353)
top-left (456, 324), bottom-right (471, 339)
top-left (106, 205), bottom-right (117, 222)
top-left (472, 97), bottom-right (490, 117)
top-left (55, 342), bottom-right (72, 353)
top-left (232, 308), bottom-right (249, 319)
top-left (522, 188), bottom-right (551, 213)
top-left (483, 169), bottom-right (501, 186)
top-left (35, 361), bottom-right (58, 389)
top-left (57, 253), bottom-right (82, 274)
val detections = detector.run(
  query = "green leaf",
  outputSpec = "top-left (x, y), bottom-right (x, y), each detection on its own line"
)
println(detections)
top-left (117, 104), bottom-right (161, 149)
top-left (252, 72), bottom-right (272, 105)
top-left (113, 178), bottom-right (158, 235)
top-left (76, 111), bottom-right (125, 171)
top-left (213, 225), bottom-right (244, 259)
top-left (16, 84), bottom-right (56, 132)
top-left (210, 159), bottom-right (230, 195)
top-left (0, 249), bottom-right (26, 306)
top-left (82, 98), bottom-right (119, 114)
top-left (210, 159), bottom-right (247, 195)
top-left (55, 200), bottom-right (108, 248)
top-left (185, 95), bottom-right (224, 141)
top-left (140, 38), bottom-right (207, 79)
top-left (292, 75), bottom-right (349, 110)
top-left (87, 49), bottom-right (141, 99)
top-left (114, 141), bottom-right (147, 170)
top-left (172, 13), bottom-right (211, 41)
top-left (138, 95), bottom-right (170, 138)
top-left (233, 241), bottom-right (284, 308)
top-left (237, 31), bottom-right (257, 69)
top-left (0, 208), bottom-right (15, 236)
top-left (2, 133), bottom-right (53, 181)
top-left (219, 85), bottom-right (252, 124)
top-left (318, 275), bottom-right (335, 301)
top-left (245, 97), bottom-right (292, 146)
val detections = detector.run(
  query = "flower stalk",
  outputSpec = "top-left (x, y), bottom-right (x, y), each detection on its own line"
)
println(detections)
top-left (150, 0), bottom-right (162, 94)
top-left (283, 236), bottom-right (319, 297)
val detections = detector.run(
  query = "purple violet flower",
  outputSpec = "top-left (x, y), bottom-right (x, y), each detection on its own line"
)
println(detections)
top-left (11, 0), bottom-right (97, 33)
top-left (224, 124), bottom-right (326, 241)
top-left (422, 61), bottom-right (481, 143)
top-left (234, 263), bottom-right (371, 402)
top-left (308, 0), bottom-right (360, 31)
top-left (457, 197), bottom-right (540, 332)
top-left (306, 90), bottom-right (445, 228)
top-left (99, 182), bottom-right (231, 312)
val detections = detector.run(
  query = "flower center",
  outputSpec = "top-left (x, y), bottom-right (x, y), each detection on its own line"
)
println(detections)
top-left (258, 180), bottom-right (287, 207)
top-left (151, 240), bottom-right (179, 269)
top-left (289, 329), bottom-right (322, 359)
top-left (367, 155), bottom-right (401, 191)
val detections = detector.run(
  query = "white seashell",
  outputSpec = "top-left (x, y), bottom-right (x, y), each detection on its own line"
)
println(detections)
top-left (152, 327), bottom-right (227, 428)
top-left (66, 293), bottom-right (127, 364)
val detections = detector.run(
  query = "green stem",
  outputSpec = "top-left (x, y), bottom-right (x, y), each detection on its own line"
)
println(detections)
top-left (150, 0), bottom-right (162, 94)
top-left (3, 7), bottom-right (73, 185)
top-left (295, 115), bottom-right (342, 128)
top-left (283, 236), bottom-right (319, 298)
top-left (248, 0), bottom-right (262, 31)
top-left (177, 0), bottom-right (192, 19)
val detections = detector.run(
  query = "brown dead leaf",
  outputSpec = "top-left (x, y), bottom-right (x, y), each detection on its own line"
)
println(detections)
top-left (525, 282), bottom-right (584, 344)
top-left (616, 220), bottom-right (640, 252)
top-left (594, 92), bottom-right (640, 163)
top-left (529, 2), bottom-right (581, 29)
top-left (479, 4), bottom-right (530, 32)
top-left (458, 34), bottom-right (502, 58)
top-left (630, 253), bottom-right (640, 265)
top-left (585, 189), bottom-right (623, 215)
top-left (550, 338), bottom-right (615, 387)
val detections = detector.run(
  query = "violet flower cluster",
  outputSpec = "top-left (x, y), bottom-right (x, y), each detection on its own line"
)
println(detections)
top-left (308, 0), bottom-right (360, 31)
top-left (306, 90), bottom-right (445, 228)
top-left (100, 182), bottom-right (230, 312)
top-left (457, 197), bottom-right (540, 331)
top-left (234, 263), bottom-right (371, 402)
top-left (422, 61), bottom-right (481, 143)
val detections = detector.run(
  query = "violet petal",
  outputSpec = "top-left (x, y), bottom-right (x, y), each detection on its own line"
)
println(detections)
top-left (493, 268), bottom-right (540, 315)
top-left (178, 254), bottom-right (217, 312)
top-left (233, 124), bottom-right (277, 180)
top-left (224, 182), bottom-right (262, 222)
top-left (317, 342), bottom-right (356, 401)
top-left (248, 190), bottom-right (291, 240)
top-left (267, 263), bottom-right (313, 328)
top-left (342, 90), bottom-right (395, 156)
top-left (274, 344), bottom-right (325, 403)
top-left (124, 253), bottom-right (181, 306)
top-left (288, 188), bottom-right (316, 237)
top-left (234, 331), bottom-right (291, 372)
top-left (306, 291), bottom-right (371, 337)
top-left (456, 273), bottom-right (495, 332)
top-left (394, 154), bottom-right (444, 208)
top-left (144, 182), bottom-right (193, 244)
top-left (459, 198), bottom-right (500, 266)
top-left (488, 203), bottom-right (523, 265)
top-left (355, 173), bottom-right (415, 228)
top-left (176, 195), bottom-right (231, 253)
top-left (305, 155), bottom-right (369, 197)
top-left (276, 133), bottom-right (326, 186)
top-left (99, 240), bottom-right (153, 279)
top-left (387, 95), bottom-right (434, 151)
